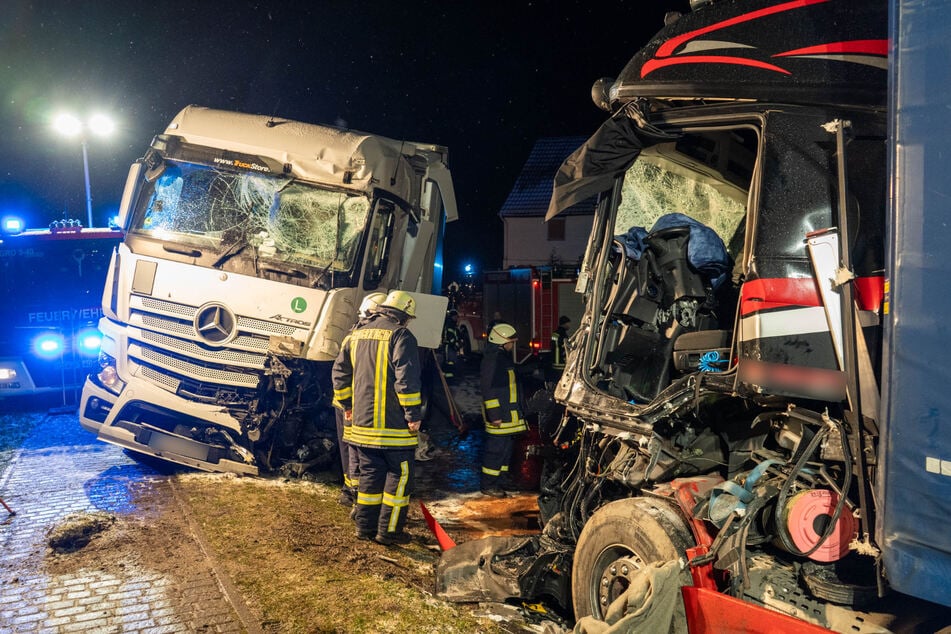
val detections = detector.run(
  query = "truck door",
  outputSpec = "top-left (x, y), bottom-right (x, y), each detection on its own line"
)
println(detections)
top-left (738, 109), bottom-right (885, 400)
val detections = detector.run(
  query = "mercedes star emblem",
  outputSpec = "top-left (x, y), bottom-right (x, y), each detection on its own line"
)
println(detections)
top-left (194, 303), bottom-right (237, 345)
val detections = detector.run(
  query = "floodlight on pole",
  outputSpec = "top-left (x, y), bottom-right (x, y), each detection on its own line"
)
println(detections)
top-left (52, 112), bottom-right (115, 228)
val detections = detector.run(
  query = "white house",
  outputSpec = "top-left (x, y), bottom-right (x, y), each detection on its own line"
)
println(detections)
top-left (499, 137), bottom-right (598, 269)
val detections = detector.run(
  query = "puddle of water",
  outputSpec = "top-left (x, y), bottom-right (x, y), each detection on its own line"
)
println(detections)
top-left (423, 493), bottom-right (541, 542)
top-left (84, 463), bottom-right (165, 514)
top-left (417, 365), bottom-right (549, 543)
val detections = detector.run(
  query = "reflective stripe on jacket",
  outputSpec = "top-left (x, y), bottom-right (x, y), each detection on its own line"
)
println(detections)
top-left (551, 330), bottom-right (565, 369)
top-left (332, 312), bottom-right (422, 448)
top-left (480, 344), bottom-right (528, 436)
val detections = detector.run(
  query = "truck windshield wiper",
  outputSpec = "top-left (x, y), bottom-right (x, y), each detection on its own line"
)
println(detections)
top-left (261, 266), bottom-right (306, 278)
top-left (162, 243), bottom-right (202, 258)
top-left (311, 260), bottom-right (336, 289)
top-left (212, 241), bottom-right (249, 268)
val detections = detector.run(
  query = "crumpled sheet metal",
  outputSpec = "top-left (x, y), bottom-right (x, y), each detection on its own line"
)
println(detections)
top-left (435, 535), bottom-right (535, 603)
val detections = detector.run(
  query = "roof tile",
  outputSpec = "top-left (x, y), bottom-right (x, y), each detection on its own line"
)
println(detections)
top-left (499, 136), bottom-right (598, 218)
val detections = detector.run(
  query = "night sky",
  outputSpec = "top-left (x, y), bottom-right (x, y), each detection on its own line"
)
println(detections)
top-left (1, 1), bottom-right (686, 281)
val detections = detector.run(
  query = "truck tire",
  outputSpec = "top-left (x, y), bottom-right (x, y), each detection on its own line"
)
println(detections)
top-left (571, 497), bottom-right (695, 621)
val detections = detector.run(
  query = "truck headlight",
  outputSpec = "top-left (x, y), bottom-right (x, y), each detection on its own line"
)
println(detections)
top-left (97, 351), bottom-right (126, 395)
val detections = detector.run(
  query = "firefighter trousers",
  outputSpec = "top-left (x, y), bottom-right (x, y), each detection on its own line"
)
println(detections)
top-left (481, 433), bottom-right (517, 490)
top-left (334, 410), bottom-right (360, 501)
top-left (353, 446), bottom-right (415, 537)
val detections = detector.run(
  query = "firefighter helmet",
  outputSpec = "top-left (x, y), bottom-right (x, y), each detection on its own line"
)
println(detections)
top-left (381, 289), bottom-right (416, 318)
top-left (488, 323), bottom-right (517, 344)
top-left (358, 292), bottom-right (387, 317)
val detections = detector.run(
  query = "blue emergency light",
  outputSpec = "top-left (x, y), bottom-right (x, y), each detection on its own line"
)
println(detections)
top-left (2, 216), bottom-right (24, 234)
top-left (77, 328), bottom-right (103, 355)
top-left (33, 332), bottom-right (65, 359)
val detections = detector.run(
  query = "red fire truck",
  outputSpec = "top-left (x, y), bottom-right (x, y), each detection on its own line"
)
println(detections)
top-left (481, 266), bottom-right (583, 361)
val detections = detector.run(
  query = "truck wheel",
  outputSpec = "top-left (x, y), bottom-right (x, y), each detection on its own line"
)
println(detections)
top-left (571, 497), bottom-right (695, 621)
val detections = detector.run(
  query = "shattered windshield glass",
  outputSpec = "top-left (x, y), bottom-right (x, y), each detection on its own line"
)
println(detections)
top-left (129, 160), bottom-right (371, 272)
top-left (615, 145), bottom-right (748, 252)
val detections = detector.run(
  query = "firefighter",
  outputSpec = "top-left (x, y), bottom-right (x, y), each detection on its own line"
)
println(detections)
top-left (487, 310), bottom-right (504, 336)
top-left (332, 289), bottom-right (422, 545)
top-left (335, 291), bottom-right (387, 507)
top-left (480, 322), bottom-right (528, 497)
top-left (549, 315), bottom-right (571, 377)
top-left (441, 309), bottom-right (465, 380)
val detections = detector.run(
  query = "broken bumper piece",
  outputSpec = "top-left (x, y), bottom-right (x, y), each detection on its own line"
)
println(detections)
top-left (436, 535), bottom-right (573, 612)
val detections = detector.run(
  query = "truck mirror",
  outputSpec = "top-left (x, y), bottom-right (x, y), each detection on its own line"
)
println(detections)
top-left (424, 165), bottom-right (458, 222)
top-left (143, 147), bottom-right (166, 182)
top-left (591, 77), bottom-right (615, 112)
top-left (116, 161), bottom-right (145, 232)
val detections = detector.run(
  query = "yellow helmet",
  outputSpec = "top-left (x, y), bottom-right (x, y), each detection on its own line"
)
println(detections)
top-left (358, 292), bottom-right (387, 317)
top-left (381, 289), bottom-right (416, 318)
top-left (488, 323), bottom-right (517, 345)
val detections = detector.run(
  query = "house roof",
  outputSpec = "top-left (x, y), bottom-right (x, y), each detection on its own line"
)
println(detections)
top-left (499, 136), bottom-right (598, 218)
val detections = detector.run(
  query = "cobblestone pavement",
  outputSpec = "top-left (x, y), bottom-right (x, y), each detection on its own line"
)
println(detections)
top-left (0, 412), bottom-right (256, 633)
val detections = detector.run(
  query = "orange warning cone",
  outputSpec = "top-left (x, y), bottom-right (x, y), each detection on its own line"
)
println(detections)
top-left (420, 501), bottom-right (456, 551)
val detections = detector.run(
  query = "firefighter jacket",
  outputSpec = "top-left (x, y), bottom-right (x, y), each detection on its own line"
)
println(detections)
top-left (480, 344), bottom-right (528, 436)
top-left (442, 319), bottom-right (465, 355)
top-left (334, 313), bottom-right (374, 444)
top-left (551, 326), bottom-right (569, 369)
top-left (331, 311), bottom-right (422, 449)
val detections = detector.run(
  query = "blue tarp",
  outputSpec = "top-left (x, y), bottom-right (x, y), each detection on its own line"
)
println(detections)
top-left (615, 212), bottom-right (731, 289)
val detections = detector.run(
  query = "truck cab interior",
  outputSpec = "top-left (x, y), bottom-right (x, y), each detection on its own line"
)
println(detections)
top-left (586, 126), bottom-right (756, 404)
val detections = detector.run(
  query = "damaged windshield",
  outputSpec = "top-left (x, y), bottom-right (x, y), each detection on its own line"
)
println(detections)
top-left (128, 160), bottom-right (371, 273)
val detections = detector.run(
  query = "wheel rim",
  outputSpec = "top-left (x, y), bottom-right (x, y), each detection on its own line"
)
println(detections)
top-left (591, 545), bottom-right (645, 618)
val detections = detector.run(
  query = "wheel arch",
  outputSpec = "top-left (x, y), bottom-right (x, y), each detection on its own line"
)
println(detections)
top-left (571, 495), bottom-right (697, 621)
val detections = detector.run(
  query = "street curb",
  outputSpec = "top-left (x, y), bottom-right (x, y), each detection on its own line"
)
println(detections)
top-left (169, 477), bottom-right (264, 634)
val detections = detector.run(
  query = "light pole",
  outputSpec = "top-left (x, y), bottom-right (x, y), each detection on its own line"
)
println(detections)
top-left (53, 113), bottom-right (115, 228)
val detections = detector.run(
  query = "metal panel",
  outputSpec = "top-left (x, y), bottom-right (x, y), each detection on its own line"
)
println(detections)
top-left (878, 0), bottom-right (951, 607)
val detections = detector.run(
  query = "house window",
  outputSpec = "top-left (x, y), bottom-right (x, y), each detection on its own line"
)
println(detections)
top-left (547, 217), bottom-right (566, 241)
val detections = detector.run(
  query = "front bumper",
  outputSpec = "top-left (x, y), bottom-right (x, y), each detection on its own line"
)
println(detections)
top-left (79, 374), bottom-right (258, 476)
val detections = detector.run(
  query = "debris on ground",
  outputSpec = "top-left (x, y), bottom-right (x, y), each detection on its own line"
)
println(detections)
top-left (46, 511), bottom-right (116, 553)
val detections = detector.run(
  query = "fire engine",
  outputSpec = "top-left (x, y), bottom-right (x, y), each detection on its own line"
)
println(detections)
top-left (0, 222), bottom-right (121, 402)
top-left (481, 266), bottom-right (583, 362)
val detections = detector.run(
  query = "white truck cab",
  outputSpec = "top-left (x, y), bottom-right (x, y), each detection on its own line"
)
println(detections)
top-left (80, 106), bottom-right (457, 475)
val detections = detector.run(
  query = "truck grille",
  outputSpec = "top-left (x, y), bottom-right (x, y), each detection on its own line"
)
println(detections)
top-left (130, 343), bottom-right (259, 387)
top-left (140, 363), bottom-right (181, 391)
top-left (137, 328), bottom-right (266, 367)
top-left (126, 294), bottom-right (305, 404)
